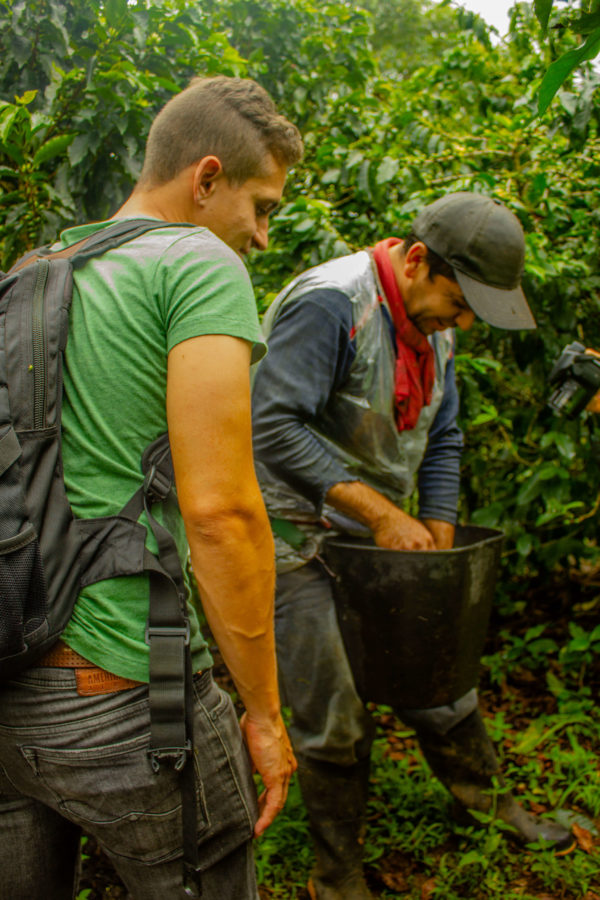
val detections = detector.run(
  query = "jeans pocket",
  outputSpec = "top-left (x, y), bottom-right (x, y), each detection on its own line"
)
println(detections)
top-left (193, 679), bottom-right (259, 850)
top-left (19, 732), bottom-right (209, 865)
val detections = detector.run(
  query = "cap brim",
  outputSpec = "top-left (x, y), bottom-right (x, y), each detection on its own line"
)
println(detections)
top-left (454, 270), bottom-right (536, 330)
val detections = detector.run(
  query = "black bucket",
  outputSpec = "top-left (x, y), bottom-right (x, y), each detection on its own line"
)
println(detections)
top-left (323, 525), bottom-right (504, 710)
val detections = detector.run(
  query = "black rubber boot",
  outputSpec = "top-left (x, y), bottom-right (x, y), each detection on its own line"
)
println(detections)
top-left (296, 755), bottom-right (374, 900)
top-left (413, 709), bottom-right (575, 853)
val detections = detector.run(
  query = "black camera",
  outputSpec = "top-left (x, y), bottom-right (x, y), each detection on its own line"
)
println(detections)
top-left (547, 341), bottom-right (600, 417)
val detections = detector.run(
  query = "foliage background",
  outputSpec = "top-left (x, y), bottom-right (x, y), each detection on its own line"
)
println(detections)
top-left (1, 0), bottom-right (599, 653)
top-left (2, 0), bottom-right (599, 583)
top-left (1, 1), bottom-right (599, 897)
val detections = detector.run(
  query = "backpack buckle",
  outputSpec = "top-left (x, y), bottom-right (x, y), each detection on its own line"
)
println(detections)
top-left (148, 740), bottom-right (192, 773)
top-left (183, 861), bottom-right (203, 897)
top-left (145, 622), bottom-right (191, 646)
top-left (143, 462), bottom-right (172, 504)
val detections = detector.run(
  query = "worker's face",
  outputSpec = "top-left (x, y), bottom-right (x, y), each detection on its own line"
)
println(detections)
top-left (192, 153), bottom-right (287, 257)
top-left (404, 269), bottom-right (476, 336)
top-left (397, 242), bottom-right (476, 335)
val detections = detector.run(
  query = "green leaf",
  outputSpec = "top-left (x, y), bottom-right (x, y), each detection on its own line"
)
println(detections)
top-left (321, 168), bottom-right (341, 185)
top-left (376, 156), bottom-right (400, 185)
top-left (357, 159), bottom-right (371, 196)
top-left (33, 135), bottom-right (75, 167)
top-left (457, 849), bottom-right (487, 869)
top-left (534, 0), bottom-right (554, 35)
top-left (524, 624), bottom-right (547, 642)
top-left (0, 142), bottom-right (24, 166)
top-left (540, 431), bottom-right (576, 461)
top-left (105, 0), bottom-right (128, 25)
top-left (15, 90), bottom-right (37, 105)
top-left (68, 134), bottom-right (91, 167)
top-left (517, 534), bottom-right (533, 557)
top-left (567, 636), bottom-right (590, 652)
top-left (292, 218), bottom-right (315, 234)
top-left (0, 108), bottom-right (21, 143)
top-left (569, 11), bottom-right (600, 35)
top-left (546, 671), bottom-right (566, 697)
top-left (538, 28), bottom-right (600, 115)
top-left (512, 715), bottom-right (584, 753)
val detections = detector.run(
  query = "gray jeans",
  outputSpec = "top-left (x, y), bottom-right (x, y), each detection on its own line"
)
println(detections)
top-left (0, 667), bottom-right (259, 900)
top-left (275, 560), bottom-right (478, 767)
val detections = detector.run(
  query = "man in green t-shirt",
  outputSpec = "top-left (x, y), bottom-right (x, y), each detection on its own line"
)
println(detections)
top-left (0, 77), bottom-right (302, 900)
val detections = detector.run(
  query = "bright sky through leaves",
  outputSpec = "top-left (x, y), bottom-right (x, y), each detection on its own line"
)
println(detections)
top-left (450, 0), bottom-right (515, 35)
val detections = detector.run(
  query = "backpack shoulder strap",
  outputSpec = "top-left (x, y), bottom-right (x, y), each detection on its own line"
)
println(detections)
top-left (123, 432), bottom-right (203, 897)
top-left (8, 218), bottom-right (195, 273)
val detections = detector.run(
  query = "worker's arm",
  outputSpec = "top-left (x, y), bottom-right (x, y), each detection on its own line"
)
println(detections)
top-left (413, 342), bottom-right (462, 550)
top-left (326, 480), bottom-right (435, 550)
top-left (167, 333), bottom-right (294, 837)
top-left (252, 290), bottom-right (359, 509)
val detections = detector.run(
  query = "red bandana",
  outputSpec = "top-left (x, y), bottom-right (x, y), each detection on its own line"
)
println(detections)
top-left (372, 238), bottom-right (435, 432)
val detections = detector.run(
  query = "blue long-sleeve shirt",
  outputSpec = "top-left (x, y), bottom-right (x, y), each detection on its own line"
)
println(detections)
top-left (252, 288), bottom-right (463, 524)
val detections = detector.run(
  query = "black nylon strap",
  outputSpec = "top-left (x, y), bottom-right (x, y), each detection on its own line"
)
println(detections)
top-left (69, 220), bottom-right (188, 269)
top-left (9, 219), bottom-right (194, 273)
top-left (0, 427), bottom-right (21, 477)
top-left (181, 642), bottom-right (202, 897)
top-left (119, 486), bottom-right (145, 523)
top-left (142, 507), bottom-right (201, 897)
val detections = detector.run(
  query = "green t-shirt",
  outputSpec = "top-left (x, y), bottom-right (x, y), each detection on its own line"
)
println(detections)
top-left (58, 219), bottom-right (265, 681)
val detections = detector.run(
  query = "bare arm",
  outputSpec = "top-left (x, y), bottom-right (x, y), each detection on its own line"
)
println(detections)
top-left (326, 480), bottom-right (435, 550)
top-left (167, 334), bottom-right (295, 836)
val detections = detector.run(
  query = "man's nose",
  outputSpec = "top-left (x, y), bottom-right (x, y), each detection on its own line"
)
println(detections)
top-left (456, 309), bottom-right (476, 331)
top-left (252, 221), bottom-right (269, 251)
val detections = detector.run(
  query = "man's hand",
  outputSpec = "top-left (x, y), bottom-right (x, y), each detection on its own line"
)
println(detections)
top-left (421, 518), bottom-right (455, 550)
top-left (239, 712), bottom-right (297, 837)
top-left (326, 480), bottom-right (436, 550)
top-left (372, 506), bottom-right (435, 550)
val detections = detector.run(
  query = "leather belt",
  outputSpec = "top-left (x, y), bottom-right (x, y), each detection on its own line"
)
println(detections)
top-left (38, 641), bottom-right (144, 696)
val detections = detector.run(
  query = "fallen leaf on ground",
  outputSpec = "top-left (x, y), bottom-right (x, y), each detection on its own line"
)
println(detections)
top-left (573, 822), bottom-right (596, 854)
top-left (380, 870), bottom-right (409, 892)
top-left (421, 877), bottom-right (436, 900)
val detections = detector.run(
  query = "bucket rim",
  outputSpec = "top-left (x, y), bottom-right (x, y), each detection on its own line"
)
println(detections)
top-left (323, 524), bottom-right (504, 558)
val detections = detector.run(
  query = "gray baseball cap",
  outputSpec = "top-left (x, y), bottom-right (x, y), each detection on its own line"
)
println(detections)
top-left (412, 192), bottom-right (536, 330)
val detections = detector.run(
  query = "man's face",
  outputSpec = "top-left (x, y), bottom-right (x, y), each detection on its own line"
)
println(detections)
top-left (403, 268), bottom-right (476, 336)
top-left (196, 153), bottom-right (287, 257)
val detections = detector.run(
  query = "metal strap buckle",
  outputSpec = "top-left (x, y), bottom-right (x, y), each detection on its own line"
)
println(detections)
top-left (148, 741), bottom-right (192, 773)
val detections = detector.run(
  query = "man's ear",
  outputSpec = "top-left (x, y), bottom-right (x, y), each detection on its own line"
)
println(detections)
top-left (192, 156), bottom-right (224, 205)
top-left (403, 241), bottom-right (428, 279)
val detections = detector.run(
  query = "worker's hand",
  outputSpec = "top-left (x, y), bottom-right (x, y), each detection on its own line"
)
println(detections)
top-left (421, 518), bottom-right (455, 549)
top-left (372, 507), bottom-right (436, 550)
top-left (585, 349), bottom-right (600, 412)
top-left (239, 711), bottom-right (297, 837)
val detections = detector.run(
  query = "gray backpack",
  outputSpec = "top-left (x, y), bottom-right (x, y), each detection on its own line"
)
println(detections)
top-left (0, 219), bottom-right (202, 896)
